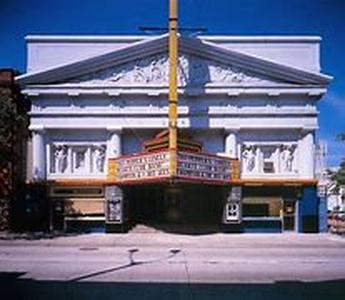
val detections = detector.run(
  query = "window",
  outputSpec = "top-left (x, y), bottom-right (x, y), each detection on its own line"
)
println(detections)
top-left (243, 203), bottom-right (269, 217)
top-left (242, 197), bottom-right (282, 218)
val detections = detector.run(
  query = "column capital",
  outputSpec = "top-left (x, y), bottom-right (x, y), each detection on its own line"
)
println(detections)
top-left (224, 127), bottom-right (239, 134)
top-left (106, 126), bottom-right (122, 133)
top-left (29, 125), bottom-right (45, 133)
top-left (300, 128), bottom-right (315, 135)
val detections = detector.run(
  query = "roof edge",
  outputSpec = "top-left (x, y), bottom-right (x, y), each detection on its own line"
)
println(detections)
top-left (25, 34), bottom-right (322, 43)
top-left (198, 35), bottom-right (322, 43)
top-left (25, 35), bottom-right (159, 43)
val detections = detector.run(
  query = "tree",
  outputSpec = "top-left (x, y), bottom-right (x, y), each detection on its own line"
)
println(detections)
top-left (333, 161), bottom-right (345, 186)
top-left (0, 73), bottom-right (28, 230)
top-left (332, 133), bottom-right (345, 187)
top-left (0, 91), bottom-right (24, 163)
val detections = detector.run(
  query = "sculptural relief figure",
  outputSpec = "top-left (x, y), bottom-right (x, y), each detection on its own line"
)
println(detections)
top-left (93, 145), bottom-right (106, 173)
top-left (67, 51), bottom-right (274, 87)
top-left (110, 69), bottom-right (125, 83)
top-left (177, 55), bottom-right (188, 86)
top-left (280, 145), bottom-right (294, 172)
top-left (54, 145), bottom-right (68, 173)
top-left (242, 146), bottom-right (256, 173)
top-left (133, 65), bottom-right (146, 83)
top-left (150, 57), bottom-right (166, 83)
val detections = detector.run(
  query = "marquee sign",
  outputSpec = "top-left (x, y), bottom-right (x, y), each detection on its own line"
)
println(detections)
top-left (177, 152), bottom-right (231, 182)
top-left (112, 150), bottom-right (232, 184)
top-left (114, 151), bottom-right (170, 182)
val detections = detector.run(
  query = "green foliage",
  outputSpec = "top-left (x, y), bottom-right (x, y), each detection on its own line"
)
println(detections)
top-left (334, 160), bottom-right (345, 186)
top-left (333, 133), bottom-right (345, 187)
top-left (0, 91), bottom-right (24, 164)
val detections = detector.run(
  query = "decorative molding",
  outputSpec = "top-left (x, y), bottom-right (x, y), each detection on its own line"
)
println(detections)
top-left (49, 143), bottom-right (107, 178)
top-left (67, 53), bottom-right (275, 87)
top-left (21, 87), bottom-right (328, 97)
top-left (241, 143), bottom-right (298, 176)
top-left (29, 125), bottom-right (45, 132)
top-left (17, 35), bottom-right (332, 86)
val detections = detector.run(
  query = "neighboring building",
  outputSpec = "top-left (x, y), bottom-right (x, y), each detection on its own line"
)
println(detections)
top-left (16, 34), bottom-right (332, 232)
top-left (326, 167), bottom-right (345, 212)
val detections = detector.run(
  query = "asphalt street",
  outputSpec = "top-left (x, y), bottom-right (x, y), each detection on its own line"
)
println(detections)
top-left (0, 232), bottom-right (344, 299)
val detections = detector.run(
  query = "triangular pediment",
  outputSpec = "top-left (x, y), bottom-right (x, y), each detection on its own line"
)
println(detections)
top-left (64, 52), bottom-right (278, 87)
top-left (16, 34), bottom-right (332, 87)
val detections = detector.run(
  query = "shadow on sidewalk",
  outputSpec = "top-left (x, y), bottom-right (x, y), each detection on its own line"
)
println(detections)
top-left (1, 272), bottom-right (345, 300)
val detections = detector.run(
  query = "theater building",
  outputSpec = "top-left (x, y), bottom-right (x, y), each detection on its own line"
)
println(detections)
top-left (17, 33), bottom-right (331, 233)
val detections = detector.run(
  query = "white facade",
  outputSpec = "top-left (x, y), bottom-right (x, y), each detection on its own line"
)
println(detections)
top-left (17, 34), bottom-right (331, 183)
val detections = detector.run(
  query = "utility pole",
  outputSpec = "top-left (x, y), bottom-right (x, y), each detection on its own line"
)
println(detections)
top-left (168, 0), bottom-right (178, 178)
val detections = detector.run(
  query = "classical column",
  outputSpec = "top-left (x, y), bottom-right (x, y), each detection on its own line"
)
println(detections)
top-left (107, 129), bottom-right (122, 159)
top-left (105, 128), bottom-right (125, 232)
top-left (32, 128), bottom-right (46, 180)
top-left (225, 130), bottom-right (238, 159)
top-left (299, 131), bottom-right (315, 179)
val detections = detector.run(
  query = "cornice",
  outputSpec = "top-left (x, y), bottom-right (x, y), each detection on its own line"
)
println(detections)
top-left (17, 34), bottom-right (332, 87)
top-left (17, 34), bottom-right (169, 85)
top-left (22, 86), bottom-right (327, 97)
top-left (199, 35), bottom-right (322, 43)
top-left (25, 35), bottom-right (153, 43)
top-left (25, 34), bottom-right (322, 43)
top-left (181, 37), bottom-right (332, 85)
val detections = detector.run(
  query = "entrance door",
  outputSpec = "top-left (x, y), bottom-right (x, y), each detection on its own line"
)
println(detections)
top-left (283, 200), bottom-right (296, 231)
top-left (128, 184), bottom-right (223, 225)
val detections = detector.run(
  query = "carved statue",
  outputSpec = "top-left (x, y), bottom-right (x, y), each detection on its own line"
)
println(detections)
top-left (242, 146), bottom-right (256, 172)
top-left (68, 53), bottom-right (269, 87)
top-left (280, 145), bottom-right (294, 172)
top-left (54, 145), bottom-right (67, 173)
top-left (93, 145), bottom-right (106, 172)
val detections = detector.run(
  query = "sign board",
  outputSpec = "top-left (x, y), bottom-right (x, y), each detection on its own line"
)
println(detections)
top-left (115, 151), bottom-right (170, 182)
top-left (223, 186), bottom-right (242, 224)
top-left (105, 185), bottom-right (124, 224)
top-left (225, 203), bottom-right (241, 223)
top-left (177, 152), bottom-right (231, 182)
top-left (114, 150), bottom-right (233, 184)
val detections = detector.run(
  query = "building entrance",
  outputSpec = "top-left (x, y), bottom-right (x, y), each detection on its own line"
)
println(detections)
top-left (283, 200), bottom-right (296, 231)
top-left (127, 184), bottom-right (224, 226)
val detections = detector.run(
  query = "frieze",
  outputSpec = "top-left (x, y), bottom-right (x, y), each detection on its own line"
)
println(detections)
top-left (241, 143), bottom-right (298, 175)
top-left (67, 53), bottom-right (275, 87)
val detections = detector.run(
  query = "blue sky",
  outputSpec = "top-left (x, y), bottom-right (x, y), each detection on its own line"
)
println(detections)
top-left (1, 0), bottom-right (344, 166)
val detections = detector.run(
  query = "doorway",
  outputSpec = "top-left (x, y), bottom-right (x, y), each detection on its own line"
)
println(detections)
top-left (127, 184), bottom-right (224, 226)
top-left (283, 200), bottom-right (296, 231)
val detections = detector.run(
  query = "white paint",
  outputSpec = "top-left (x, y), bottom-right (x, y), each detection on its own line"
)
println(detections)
top-left (18, 34), bottom-right (331, 182)
top-left (225, 131), bottom-right (237, 158)
top-left (25, 35), bottom-right (322, 73)
top-left (107, 130), bottom-right (122, 158)
top-left (32, 129), bottom-right (46, 180)
top-left (299, 132), bottom-right (315, 178)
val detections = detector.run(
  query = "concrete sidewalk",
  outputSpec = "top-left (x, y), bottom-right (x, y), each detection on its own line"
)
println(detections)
top-left (0, 230), bottom-right (344, 248)
top-left (1, 230), bottom-right (345, 300)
